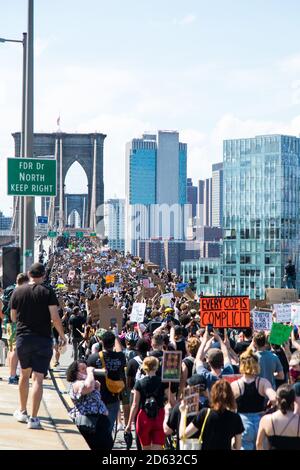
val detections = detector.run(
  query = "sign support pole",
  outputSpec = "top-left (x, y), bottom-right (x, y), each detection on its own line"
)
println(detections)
top-left (23, 0), bottom-right (35, 271)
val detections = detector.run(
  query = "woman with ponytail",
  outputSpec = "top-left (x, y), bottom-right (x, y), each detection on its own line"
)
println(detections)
top-left (231, 348), bottom-right (276, 450)
top-left (256, 384), bottom-right (300, 450)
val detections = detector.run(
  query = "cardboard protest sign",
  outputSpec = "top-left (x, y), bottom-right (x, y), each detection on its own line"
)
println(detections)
top-left (252, 309), bottom-right (273, 331)
top-left (183, 385), bottom-right (200, 417)
top-left (130, 303), bottom-right (146, 323)
top-left (160, 293), bottom-right (173, 307)
top-left (269, 323), bottom-right (293, 346)
top-left (250, 299), bottom-right (268, 311)
top-left (200, 296), bottom-right (250, 328)
top-left (106, 274), bottom-right (115, 284)
top-left (174, 291), bottom-right (183, 298)
top-left (162, 351), bottom-right (182, 383)
top-left (274, 304), bottom-right (292, 323)
top-left (184, 288), bottom-right (196, 301)
top-left (99, 306), bottom-right (123, 331)
top-left (291, 304), bottom-right (300, 326)
top-left (266, 288), bottom-right (298, 305)
top-left (142, 287), bottom-right (159, 299)
top-left (86, 299), bottom-right (102, 322)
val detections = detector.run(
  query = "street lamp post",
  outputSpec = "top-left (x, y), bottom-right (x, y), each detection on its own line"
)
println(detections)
top-left (0, 33), bottom-right (27, 272)
top-left (23, 0), bottom-right (35, 272)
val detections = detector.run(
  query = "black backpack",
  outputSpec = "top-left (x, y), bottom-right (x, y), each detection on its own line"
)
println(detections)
top-left (2, 284), bottom-right (15, 324)
top-left (143, 395), bottom-right (159, 419)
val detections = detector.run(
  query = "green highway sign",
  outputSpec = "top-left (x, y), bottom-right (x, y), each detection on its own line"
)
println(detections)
top-left (76, 232), bottom-right (84, 238)
top-left (48, 231), bottom-right (57, 238)
top-left (90, 232), bottom-right (97, 237)
top-left (7, 157), bottom-right (56, 197)
top-left (63, 232), bottom-right (70, 238)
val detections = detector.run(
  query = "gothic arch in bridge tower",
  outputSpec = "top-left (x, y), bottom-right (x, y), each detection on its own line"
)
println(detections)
top-left (12, 132), bottom-right (106, 231)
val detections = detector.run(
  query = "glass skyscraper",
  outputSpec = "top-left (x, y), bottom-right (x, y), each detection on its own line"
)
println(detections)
top-left (222, 134), bottom-right (300, 299)
top-left (212, 162), bottom-right (223, 228)
top-left (125, 132), bottom-right (187, 255)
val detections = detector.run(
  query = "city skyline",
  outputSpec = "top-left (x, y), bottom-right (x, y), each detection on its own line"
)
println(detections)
top-left (2, 1), bottom-right (300, 215)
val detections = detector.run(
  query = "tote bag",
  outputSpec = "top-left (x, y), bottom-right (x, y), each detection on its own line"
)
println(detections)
top-left (180, 408), bottom-right (211, 450)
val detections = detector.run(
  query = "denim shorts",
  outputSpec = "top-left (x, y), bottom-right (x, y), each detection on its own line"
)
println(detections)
top-left (16, 335), bottom-right (53, 374)
top-left (239, 412), bottom-right (263, 450)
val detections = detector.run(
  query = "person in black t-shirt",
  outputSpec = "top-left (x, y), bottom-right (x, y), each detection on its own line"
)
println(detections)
top-left (125, 356), bottom-right (169, 450)
top-left (179, 379), bottom-right (244, 450)
top-left (10, 263), bottom-right (66, 430)
top-left (87, 330), bottom-right (126, 434)
top-left (164, 374), bottom-right (209, 450)
top-left (68, 306), bottom-right (85, 360)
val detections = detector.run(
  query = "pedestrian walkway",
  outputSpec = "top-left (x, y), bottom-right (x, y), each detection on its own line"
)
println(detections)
top-left (0, 365), bottom-right (89, 450)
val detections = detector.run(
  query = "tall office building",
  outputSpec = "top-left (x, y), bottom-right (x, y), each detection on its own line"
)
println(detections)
top-left (212, 162), bottom-right (223, 227)
top-left (0, 212), bottom-right (12, 231)
top-left (125, 131), bottom-right (187, 255)
top-left (187, 178), bottom-right (198, 219)
top-left (222, 135), bottom-right (300, 299)
top-left (197, 178), bottom-right (212, 227)
top-left (105, 199), bottom-right (125, 252)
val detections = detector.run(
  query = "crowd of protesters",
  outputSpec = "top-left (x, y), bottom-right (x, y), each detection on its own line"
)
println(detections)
top-left (1, 234), bottom-right (300, 450)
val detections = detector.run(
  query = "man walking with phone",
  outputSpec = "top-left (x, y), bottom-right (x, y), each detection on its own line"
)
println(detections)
top-left (10, 263), bottom-right (67, 429)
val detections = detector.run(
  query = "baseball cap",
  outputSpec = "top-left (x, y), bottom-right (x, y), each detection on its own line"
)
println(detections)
top-left (164, 307), bottom-right (174, 314)
top-left (187, 374), bottom-right (207, 390)
top-left (29, 262), bottom-right (45, 278)
top-left (95, 328), bottom-right (107, 339)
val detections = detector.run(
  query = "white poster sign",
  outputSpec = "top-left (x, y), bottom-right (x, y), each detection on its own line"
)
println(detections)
top-left (274, 304), bottom-right (292, 323)
top-left (291, 304), bottom-right (300, 326)
top-left (253, 310), bottom-right (273, 331)
top-left (130, 303), bottom-right (146, 323)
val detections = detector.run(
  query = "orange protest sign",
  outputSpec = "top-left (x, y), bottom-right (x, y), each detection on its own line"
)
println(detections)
top-left (200, 296), bottom-right (250, 328)
top-left (106, 275), bottom-right (115, 284)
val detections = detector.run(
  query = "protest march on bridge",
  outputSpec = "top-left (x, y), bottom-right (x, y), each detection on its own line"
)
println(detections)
top-left (1, 234), bottom-right (300, 452)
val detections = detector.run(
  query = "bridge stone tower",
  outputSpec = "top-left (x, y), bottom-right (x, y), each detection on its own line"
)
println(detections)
top-left (12, 132), bottom-right (106, 233)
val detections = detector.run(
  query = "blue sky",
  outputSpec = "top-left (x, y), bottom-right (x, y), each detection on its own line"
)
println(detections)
top-left (1, 0), bottom-right (300, 215)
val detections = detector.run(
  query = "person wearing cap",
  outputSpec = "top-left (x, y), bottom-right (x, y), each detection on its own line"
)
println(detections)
top-left (194, 328), bottom-right (235, 391)
top-left (10, 262), bottom-right (67, 430)
top-left (164, 373), bottom-right (208, 450)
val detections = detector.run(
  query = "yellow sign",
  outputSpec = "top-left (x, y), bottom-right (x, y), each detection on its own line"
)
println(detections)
top-left (106, 275), bottom-right (115, 284)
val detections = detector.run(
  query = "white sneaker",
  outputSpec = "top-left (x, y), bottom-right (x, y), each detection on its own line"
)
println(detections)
top-left (14, 410), bottom-right (28, 423)
top-left (27, 417), bottom-right (43, 429)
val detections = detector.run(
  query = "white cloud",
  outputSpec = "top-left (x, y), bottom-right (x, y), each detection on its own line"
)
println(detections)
top-left (172, 14), bottom-right (197, 26)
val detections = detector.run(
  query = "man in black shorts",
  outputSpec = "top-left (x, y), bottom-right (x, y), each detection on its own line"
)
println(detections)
top-left (10, 263), bottom-right (66, 429)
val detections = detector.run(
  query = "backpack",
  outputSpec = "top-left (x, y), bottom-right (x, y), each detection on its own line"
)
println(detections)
top-left (143, 395), bottom-right (159, 419)
top-left (1, 285), bottom-right (15, 325)
top-left (134, 356), bottom-right (145, 382)
top-left (134, 353), bottom-right (163, 382)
